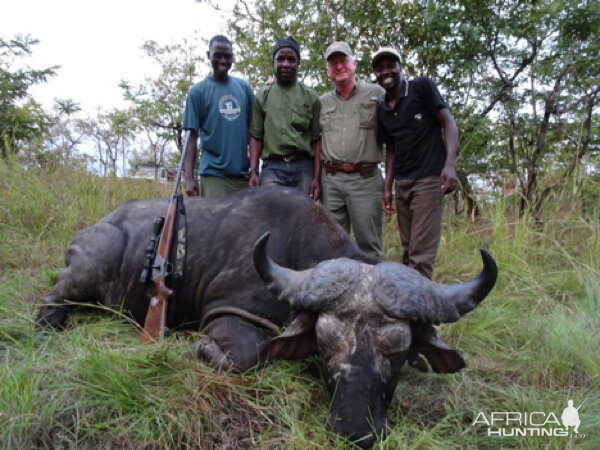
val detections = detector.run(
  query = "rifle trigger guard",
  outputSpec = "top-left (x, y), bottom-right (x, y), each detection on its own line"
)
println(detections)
top-left (152, 254), bottom-right (172, 279)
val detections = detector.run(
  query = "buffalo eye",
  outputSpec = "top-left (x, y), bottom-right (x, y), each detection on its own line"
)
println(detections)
top-left (316, 315), bottom-right (350, 357)
top-left (376, 323), bottom-right (411, 356)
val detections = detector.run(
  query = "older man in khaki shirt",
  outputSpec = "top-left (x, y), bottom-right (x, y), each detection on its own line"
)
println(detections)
top-left (320, 42), bottom-right (386, 260)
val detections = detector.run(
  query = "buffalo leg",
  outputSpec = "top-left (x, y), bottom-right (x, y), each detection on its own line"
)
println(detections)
top-left (36, 222), bottom-right (126, 329)
top-left (36, 294), bottom-right (69, 329)
top-left (197, 315), bottom-right (270, 372)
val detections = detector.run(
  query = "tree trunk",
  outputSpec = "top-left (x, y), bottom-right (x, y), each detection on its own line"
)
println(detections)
top-left (457, 169), bottom-right (480, 220)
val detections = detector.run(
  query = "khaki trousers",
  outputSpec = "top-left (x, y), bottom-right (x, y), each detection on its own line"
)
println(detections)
top-left (321, 168), bottom-right (384, 260)
top-left (394, 176), bottom-right (442, 279)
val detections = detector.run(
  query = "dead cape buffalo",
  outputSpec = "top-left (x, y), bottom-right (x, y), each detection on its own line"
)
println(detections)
top-left (37, 186), bottom-right (497, 448)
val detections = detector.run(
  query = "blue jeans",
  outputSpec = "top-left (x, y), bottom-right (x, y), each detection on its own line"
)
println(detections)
top-left (260, 158), bottom-right (314, 196)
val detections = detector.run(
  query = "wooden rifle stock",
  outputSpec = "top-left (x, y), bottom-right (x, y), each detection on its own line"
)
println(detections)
top-left (140, 130), bottom-right (191, 344)
top-left (140, 200), bottom-right (178, 343)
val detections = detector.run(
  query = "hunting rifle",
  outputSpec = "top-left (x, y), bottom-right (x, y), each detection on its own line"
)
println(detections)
top-left (140, 130), bottom-right (191, 343)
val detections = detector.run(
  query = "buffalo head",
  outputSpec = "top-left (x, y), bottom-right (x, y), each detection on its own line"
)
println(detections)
top-left (253, 233), bottom-right (497, 448)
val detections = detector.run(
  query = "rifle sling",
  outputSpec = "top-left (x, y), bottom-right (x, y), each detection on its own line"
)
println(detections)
top-left (166, 194), bottom-right (187, 328)
top-left (199, 306), bottom-right (281, 334)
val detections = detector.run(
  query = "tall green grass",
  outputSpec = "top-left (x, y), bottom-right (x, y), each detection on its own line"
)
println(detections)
top-left (1, 160), bottom-right (599, 449)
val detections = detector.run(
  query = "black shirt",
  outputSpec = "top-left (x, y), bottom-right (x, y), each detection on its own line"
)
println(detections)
top-left (378, 77), bottom-right (448, 179)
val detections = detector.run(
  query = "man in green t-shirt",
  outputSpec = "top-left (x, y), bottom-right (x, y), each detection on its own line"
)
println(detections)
top-left (248, 36), bottom-right (322, 199)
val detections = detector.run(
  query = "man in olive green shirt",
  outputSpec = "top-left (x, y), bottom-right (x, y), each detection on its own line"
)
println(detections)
top-left (320, 42), bottom-right (386, 259)
top-left (248, 36), bottom-right (322, 198)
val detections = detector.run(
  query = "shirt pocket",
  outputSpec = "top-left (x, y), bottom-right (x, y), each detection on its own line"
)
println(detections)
top-left (357, 102), bottom-right (377, 128)
top-left (319, 105), bottom-right (337, 131)
top-left (290, 104), bottom-right (311, 132)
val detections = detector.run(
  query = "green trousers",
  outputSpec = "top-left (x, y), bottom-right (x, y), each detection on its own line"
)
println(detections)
top-left (321, 168), bottom-right (384, 260)
top-left (199, 175), bottom-right (248, 197)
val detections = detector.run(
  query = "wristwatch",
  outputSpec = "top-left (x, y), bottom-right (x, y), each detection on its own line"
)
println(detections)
top-left (248, 167), bottom-right (259, 175)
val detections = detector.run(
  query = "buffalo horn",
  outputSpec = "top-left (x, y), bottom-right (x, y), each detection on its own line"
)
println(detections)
top-left (253, 232), bottom-right (361, 311)
top-left (374, 249), bottom-right (498, 324)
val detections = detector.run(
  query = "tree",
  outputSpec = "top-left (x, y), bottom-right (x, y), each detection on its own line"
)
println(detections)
top-left (120, 37), bottom-right (203, 168)
top-left (85, 109), bottom-right (135, 176)
top-left (41, 99), bottom-right (89, 169)
top-left (446, 0), bottom-right (600, 216)
top-left (128, 129), bottom-right (172, 180)
top-left (0, 34), bottom-right (57, 159)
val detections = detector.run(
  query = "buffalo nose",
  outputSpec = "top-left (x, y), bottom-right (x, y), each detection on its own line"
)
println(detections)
top-left (353, 433), bottom-right (376, 449)
top-left (331, 415), bottom-right (390, 449)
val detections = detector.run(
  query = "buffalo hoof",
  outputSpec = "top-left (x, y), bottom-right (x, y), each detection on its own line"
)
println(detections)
top-left (195, 335), bottom-right (236, 372)
top-left (36, 303), bottom-right (68, 329)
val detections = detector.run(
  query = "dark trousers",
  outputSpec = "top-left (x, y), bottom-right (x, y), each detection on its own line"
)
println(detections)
top-left (260, 158), bottom-right (313, 196)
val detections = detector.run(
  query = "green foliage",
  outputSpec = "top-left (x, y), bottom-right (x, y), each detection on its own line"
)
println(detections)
top-left (0, 34), bottom-right (57, 159)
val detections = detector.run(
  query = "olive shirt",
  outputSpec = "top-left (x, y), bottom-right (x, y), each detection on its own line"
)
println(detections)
top-left (249, 80), bottom-right (321, 159)
top-left (320, 80), bottom-right (385, 164)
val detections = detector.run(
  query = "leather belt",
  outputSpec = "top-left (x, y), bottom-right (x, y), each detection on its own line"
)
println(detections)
top-left (266, 152), bottom-right (311, 162)
top-left (322, 160), bottom-right (377, 176)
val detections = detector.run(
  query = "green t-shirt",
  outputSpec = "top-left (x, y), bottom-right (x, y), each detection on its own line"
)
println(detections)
top-left (249, 79), bottom-right (321, 158)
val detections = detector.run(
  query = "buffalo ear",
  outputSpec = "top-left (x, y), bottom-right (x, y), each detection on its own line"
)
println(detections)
top-left (266, 312), bottom-right (318, 360)
top-left (408, 323), bottom-right (466, 373)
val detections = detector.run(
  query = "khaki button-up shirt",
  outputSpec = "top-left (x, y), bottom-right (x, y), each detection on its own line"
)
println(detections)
top-left (320, 80), bottom-right (385, 164)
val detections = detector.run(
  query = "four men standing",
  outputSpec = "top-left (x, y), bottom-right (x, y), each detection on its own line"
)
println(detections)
top-left (183, 35), bottom-right (459, 278)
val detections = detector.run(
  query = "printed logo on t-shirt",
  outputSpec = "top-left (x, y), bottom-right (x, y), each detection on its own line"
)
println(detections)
top-left (218, 95), bottom-right (241, 121)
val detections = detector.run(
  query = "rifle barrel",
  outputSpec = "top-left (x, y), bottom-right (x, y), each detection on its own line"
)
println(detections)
top-left (171, 129), bottom-right (191, 198)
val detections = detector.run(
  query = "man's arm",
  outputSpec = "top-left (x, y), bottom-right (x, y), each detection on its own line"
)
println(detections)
top-left (382, 141), bottom-right (395, 214)
top-left (309, 139), bottom-right (321, 200)
top-left (184, 129), bottom-right (199, 196)
top-left (436, 108), bottom-right (459, 195)
top-left (248, 136), bottom-right (263, 187)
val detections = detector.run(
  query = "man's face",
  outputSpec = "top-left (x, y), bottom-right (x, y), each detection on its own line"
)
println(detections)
top-left (208, 41), bottom-right (233, 80)
top-left (326, 53), bottom-right (357, 85)
top-left (373, 56), bottom-right (402, 91)
top-left (274, 48), bottom-right (299, 83)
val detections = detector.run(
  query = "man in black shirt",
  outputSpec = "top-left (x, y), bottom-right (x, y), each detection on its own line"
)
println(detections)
top-left (373, 47), bottom-right (459, 279)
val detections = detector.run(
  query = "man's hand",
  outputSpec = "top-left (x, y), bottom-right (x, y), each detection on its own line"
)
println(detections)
top-left (185, 177), bottom-right (199, 197)
top-left (309, 178), bottom-right (321, 201)
top-left (381, 188), bottom-right (396, 214)
top-left (248, 171), bottom-right (260, 187)
top-left (440, 164), bottom-right (458, 195)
